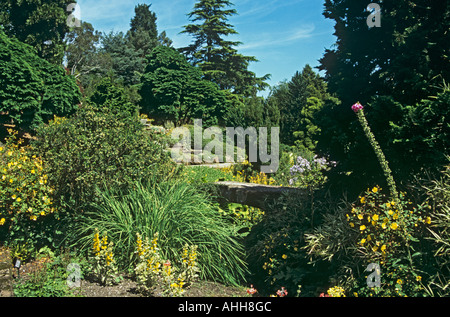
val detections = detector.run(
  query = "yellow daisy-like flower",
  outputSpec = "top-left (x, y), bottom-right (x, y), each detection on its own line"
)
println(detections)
top-left (282, 254), bottom-right (287, 260)
top-left (360, 225), bottom-right (366, 231)
top-left (372, 187), bottom-right (378, 193)
top-left (381, 245), bottom-right (386, 252)
top-left (416, 276), bottom-right (422, 282)
top-left (381, 222), bottom-right (387, 229)
top-left (0, 218), bottom-right (5, 226)
top-left (360, 238), bottom-right (366, 245)
top-left (349, 222), bottom-right (355, 228)
top-left (357, 214), bottom-right (364, 220)
top-left (372, 214), bottom-right (379, 221)
top-left (391, 222), bottom-right (398, 230)
top-left (360, 197), bottom-right (366, 204)
top-left (425, 217), bottom-right (431, 224)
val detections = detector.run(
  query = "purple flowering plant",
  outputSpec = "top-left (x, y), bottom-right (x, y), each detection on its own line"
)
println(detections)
top-left (289, 154), bottom-right (336, 189)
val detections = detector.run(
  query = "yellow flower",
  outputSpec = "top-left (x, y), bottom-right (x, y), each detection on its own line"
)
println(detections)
top-left (349, 222), bottom-right (355, 228)
top-left (388, 210), bottom-right (394, 215)
top-left (282, 254), bottom-right (287, 260)
top-left (381, 222), bottom-right (387, 229)
top-left (16, 197), bottom-right (22, 202)
top-left (360, 225), bottom-right (366, 231)
top-left (390, 222), bottom-right (398, 230)
top-left (360, 197), bottom-right (366, 204)
top-left (357, 214), bottom-right (364, 220)
top-left (381, 245), bottom-right (387, 253)
top-left (425, 217), bottom-right (431, 224)
top-left (397, 279), bottom-right (403, 285)
top-left (360, 238), bottom-right (366, 245)
top-left (0, 218), bottom-right (5, 226)
top-left (372, 187), bottom-right (378, 193)
top-left (372, 214), bottom-right (379, 221)
top-left (416, 276), bottom-right (422, 282)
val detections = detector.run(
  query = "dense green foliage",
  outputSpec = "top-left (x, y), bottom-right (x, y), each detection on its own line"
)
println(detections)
top-left (32, 102), bottom-right (177, 216)
top-left (140, 45), bottom-right (229, 126)
top-left (0, 30), bottom-right (80, 132)
top-left (316, 0), bottom-right (450, 189)
top-left (1, 0), bottom-right (449, 298)
top-left (0, 0), bottom-right (73, 65)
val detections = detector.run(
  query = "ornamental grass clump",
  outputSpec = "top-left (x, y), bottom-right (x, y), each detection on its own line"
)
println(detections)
top-left (75, 180), bottom-right (247, 286)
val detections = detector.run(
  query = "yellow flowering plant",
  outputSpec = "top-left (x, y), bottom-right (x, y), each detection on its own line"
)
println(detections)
top-left (347, 186), bottom-right (430, 296)
top-left (0, 130), bottom-right (57, 246)
top-left (134, 232), bottom-right (199, 297)
top-left (91, 229), bottom-right (120, 286)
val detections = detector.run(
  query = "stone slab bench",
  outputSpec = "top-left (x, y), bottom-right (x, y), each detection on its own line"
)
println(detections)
top-left (213, 181), bottom-right (307, 210)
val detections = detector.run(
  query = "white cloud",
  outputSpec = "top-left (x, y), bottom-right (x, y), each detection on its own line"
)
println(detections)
top-left (239, 24), bottom-right (316, 51)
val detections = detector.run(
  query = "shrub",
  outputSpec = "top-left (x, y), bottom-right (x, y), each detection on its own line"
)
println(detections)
top-left (244, 191), bottom-right (335, 297)
top-left (32, 103), bottom-right (178, 215)
top-left (0, 130), bottom-right (59, 250)
top-left (0, 30), bottom-right (80, 132)
top-left (74, 180), bottom-right (247, 286)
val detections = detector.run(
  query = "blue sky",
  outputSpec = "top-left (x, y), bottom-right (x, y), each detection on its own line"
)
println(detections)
top-left (76, 0), bottom-right (336, 95)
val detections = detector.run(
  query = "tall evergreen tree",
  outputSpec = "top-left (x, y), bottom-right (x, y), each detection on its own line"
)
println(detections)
top-left (181, 0), bottom-right (269, 96)
top-left (316, 0), bottom-right (450, 187)
top-left (270, 65), bottom-right (336, 150)
top-left (0, 0), bottom-right (74, 65)
top-left (319, 0), bottom-right (450, 107)
top-left (128, 3), bottom-right (159, 59)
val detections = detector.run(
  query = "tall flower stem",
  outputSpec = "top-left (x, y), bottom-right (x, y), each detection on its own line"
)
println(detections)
top-left (352, 104), bottom-right (400, 207)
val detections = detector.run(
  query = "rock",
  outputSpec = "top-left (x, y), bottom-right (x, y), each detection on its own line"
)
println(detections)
top-left (0, 262), bottom-right (13, 297)
top-left (214, 181), bottom-right (307, 210)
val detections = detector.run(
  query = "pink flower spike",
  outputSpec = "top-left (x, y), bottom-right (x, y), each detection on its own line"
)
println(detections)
top-left (351, 102), bottom-right (364, 113)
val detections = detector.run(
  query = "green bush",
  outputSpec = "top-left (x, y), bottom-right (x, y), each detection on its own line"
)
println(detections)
top-left (73, 180), bottom-right (248, 286)
top-left (139, 45), bottom-right (228, 126)
top-left (0, 30), bottom-right (80, 132)
top-left (32, 103), bottom-right (178, 216)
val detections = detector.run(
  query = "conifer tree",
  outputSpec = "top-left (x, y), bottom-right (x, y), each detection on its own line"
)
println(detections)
top-left (181, 0), bottom-right (269, 96)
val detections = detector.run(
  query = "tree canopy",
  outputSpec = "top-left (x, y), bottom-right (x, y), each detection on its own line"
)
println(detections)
top-left (181, 0), bottom-right (269, 96)
top-left (139, 45), bottom-right (228, 127)
top-left (0, 30), bottom-right (80, 132)
top-left (0, 0), bottom-right (74, 65)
